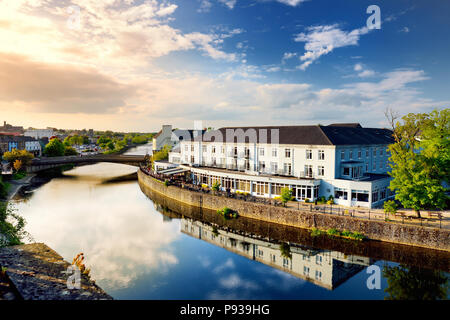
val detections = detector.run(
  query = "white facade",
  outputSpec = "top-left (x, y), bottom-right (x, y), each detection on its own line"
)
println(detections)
top-left (24, 129), bottom-right (54, 140)
top-left (153, 125), bottom-right (173, 151)
top-left (168, 126), bottom-right (394, 208)
top-left (182, 219), bottom-right (373, 290)
top-left (25, 140), bottom-right (42, 156)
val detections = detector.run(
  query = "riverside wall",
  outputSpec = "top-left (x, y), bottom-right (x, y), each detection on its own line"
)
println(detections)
top-left (138, 170), bottom-right (450, 252)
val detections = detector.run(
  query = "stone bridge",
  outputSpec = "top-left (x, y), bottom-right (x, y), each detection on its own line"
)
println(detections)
top-left (27, 154), bottom-right (146, 173)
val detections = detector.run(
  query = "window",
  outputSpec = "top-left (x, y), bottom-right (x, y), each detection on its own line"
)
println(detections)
top-left (335, 188), bottom-right (348, 200)
top-left (272, 148), bottom-right (277, 157)
top-left (302, 254), bottom-right (310, 262)
top-left (259, 147), bottom-right (265, 156)
top-left (221, 146), bottom-right (225, 154)
top-left (316, 255), bottom-right (322, 265)
top-left (372, 190), bottom-right (379, 202)
top-left (366, 149), bottom-right (369, 157)
top-left (318, 166), bottom-right (324, 176)
top-left (349, 150), bottom-right (353, 159)
top-left (202, 145), bottom-right (207, 153)
top-left (373, 162), bottom-right (376, 170)
top-left (191, 145), bottom-right (194, 152)
top-left (185, 145), bottom-right (188, 151)
top-left (258, 161), bottom-right (265, 171)
top-left (380, 188), bottom-right (386, 199)
top-left (306, 149), bottom-right (312, 159)
top-left (283, 258), bottom-right (289, 267)
top-left (212, 146), bottom-right (216, 153)
top-left (284, 163), bottom-right (292, 175)
top-left (343, 167), bottom-right (350, 176)
top-left (305, 165), bottom-right (313, 178)
top-left (373, 148), bottom-right (377, 157)
top-left (358, 150), bottom-right (362, 159)
top-left (315, 270), bottom-right (322, 280)
top-left (366, 163), bottom-right (368, 172)
top-left (270, 162), bottom-right (278, 173)
top-left (318, 150), bottom-right (325, 160)
top-left (303, 266), bottom-right (310, 276)
top-left (285, 148), bottom-right (291, 158)
top-left (380, 148), bottom-right (383, 156)
top-left (380, 161), bottom-right (383, 169)
top-left (341, 151), bottom-right (345, 160)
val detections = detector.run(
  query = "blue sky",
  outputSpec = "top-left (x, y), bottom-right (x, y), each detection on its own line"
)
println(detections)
top-left (0, 0), bottom-right (448, 131)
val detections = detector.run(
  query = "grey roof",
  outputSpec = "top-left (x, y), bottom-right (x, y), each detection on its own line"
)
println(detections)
top-left (327, 123), bottom-right (362, 128)
top-left (190, 124), bottom-right (394, 146)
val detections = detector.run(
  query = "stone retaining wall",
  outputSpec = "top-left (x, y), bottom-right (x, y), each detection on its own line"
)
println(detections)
top-left (138, 170), bottom-right (450, 252)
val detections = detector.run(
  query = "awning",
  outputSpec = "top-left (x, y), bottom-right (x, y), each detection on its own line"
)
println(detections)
top-left (159, 168), bottom-right (190, 175)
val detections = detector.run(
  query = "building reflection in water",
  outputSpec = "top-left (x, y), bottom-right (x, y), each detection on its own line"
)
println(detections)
top-left (180, 218), bottom-right (375, 290)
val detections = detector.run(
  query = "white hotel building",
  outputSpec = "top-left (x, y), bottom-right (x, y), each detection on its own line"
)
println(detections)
top-left (167, 123), bottom-right (395, 208)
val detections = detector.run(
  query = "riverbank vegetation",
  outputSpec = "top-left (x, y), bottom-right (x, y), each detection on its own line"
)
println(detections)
top-left (2, 149), bottom-right (34, 167)
top-left (386, 108), bottom-right (449, 218)
top-left (0, 177), bottom-right (9, 200)
top-left (310, 227), bottom-right (366, 241)
top-left (217, 207), bottom-right (239, 220)
top-left (279, 243), bottom-right (292, 259)
top-left (0, 202), bottom-right (29, 247)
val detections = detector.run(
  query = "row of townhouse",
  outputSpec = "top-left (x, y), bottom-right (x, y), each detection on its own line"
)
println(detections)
top-left (0, 135), bottom-right (43, 157)
top-left (181, 218), bottom-right (373, 290)
top-left (166, 123), bottom-right (395, 208)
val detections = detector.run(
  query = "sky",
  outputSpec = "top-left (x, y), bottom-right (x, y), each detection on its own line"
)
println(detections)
top-left (0, 0), bottom-right (449, 132)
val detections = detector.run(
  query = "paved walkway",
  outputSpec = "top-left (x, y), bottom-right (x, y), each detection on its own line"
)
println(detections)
top-left (4, 174), bottom-right (36, 201)
top-left (285, 201), bottom-right (450, 230)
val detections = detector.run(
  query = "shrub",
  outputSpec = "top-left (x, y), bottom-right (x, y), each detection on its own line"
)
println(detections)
top-left (217, 207), bottom-right (238, 219)
top-left (164, 180), bottom-right (169, 187)
top-left (327, 228), bottom-right (340, 236)
top-left (310, 228), bottom-right (323, 237)
top-left (212, 181), bottom-right (221, 191)
top-left (384, 200), bottom-right (397, 215)
top-left (280, 187), bottom-right (293, 205)
top-left (304, 198), bottom-right (310, 203)
top-left (327, 199), bottom-right (334, 205)
top-left (279, 243), bottom-right (292, 259)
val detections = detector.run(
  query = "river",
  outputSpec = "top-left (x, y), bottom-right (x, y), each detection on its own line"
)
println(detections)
top-left (11, 144), bottom-right (449, 300)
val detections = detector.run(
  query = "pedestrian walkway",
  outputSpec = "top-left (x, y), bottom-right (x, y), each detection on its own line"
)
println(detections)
top-left (285, 201), bottom-right (450, 230)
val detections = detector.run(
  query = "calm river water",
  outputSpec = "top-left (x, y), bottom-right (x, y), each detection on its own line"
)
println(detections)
top-left (12, 145), bottom-right (449, 300)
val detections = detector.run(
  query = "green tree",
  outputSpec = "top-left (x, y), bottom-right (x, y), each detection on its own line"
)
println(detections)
top-left (279, 243), bottom-right (292, 259)
top-left (44, 138), bottom-right (65, 157)
top-left (2, 149), bottom-right (34, 166)
top-left (0, 176), bottom-right (9, 199)
top-left (386, 108), bottom-right (449, 217)
top-left (97, 135), bottom-right (111, 145)
top-left (280, 187), bottom-right (293, 206)
top-left (383, 200), bottom-right (397, 215)
top-left (106, 141), bottom-right (115, 151)
top-left (64, 146), bottom-right (78, 156)
top-left (131, 135), bottom-right (148, 144)
top-left (0, 202), bottom-right (28, 246)
top-left (383, 265), bottom-right (448, 300)
top-left (152, 144), bottom-right (171, 162)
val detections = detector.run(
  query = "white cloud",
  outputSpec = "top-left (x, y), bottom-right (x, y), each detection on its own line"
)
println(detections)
top-left (276, 0), bottom-right (307, 6)
top-left (218, 0), bottom-right (237, 9)
top-left (295, 24), bottom-right (371, 70)
top-left (399, 27), bottom-right (410, 33)
top-left (353, 63), bottom-right (375, 78)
